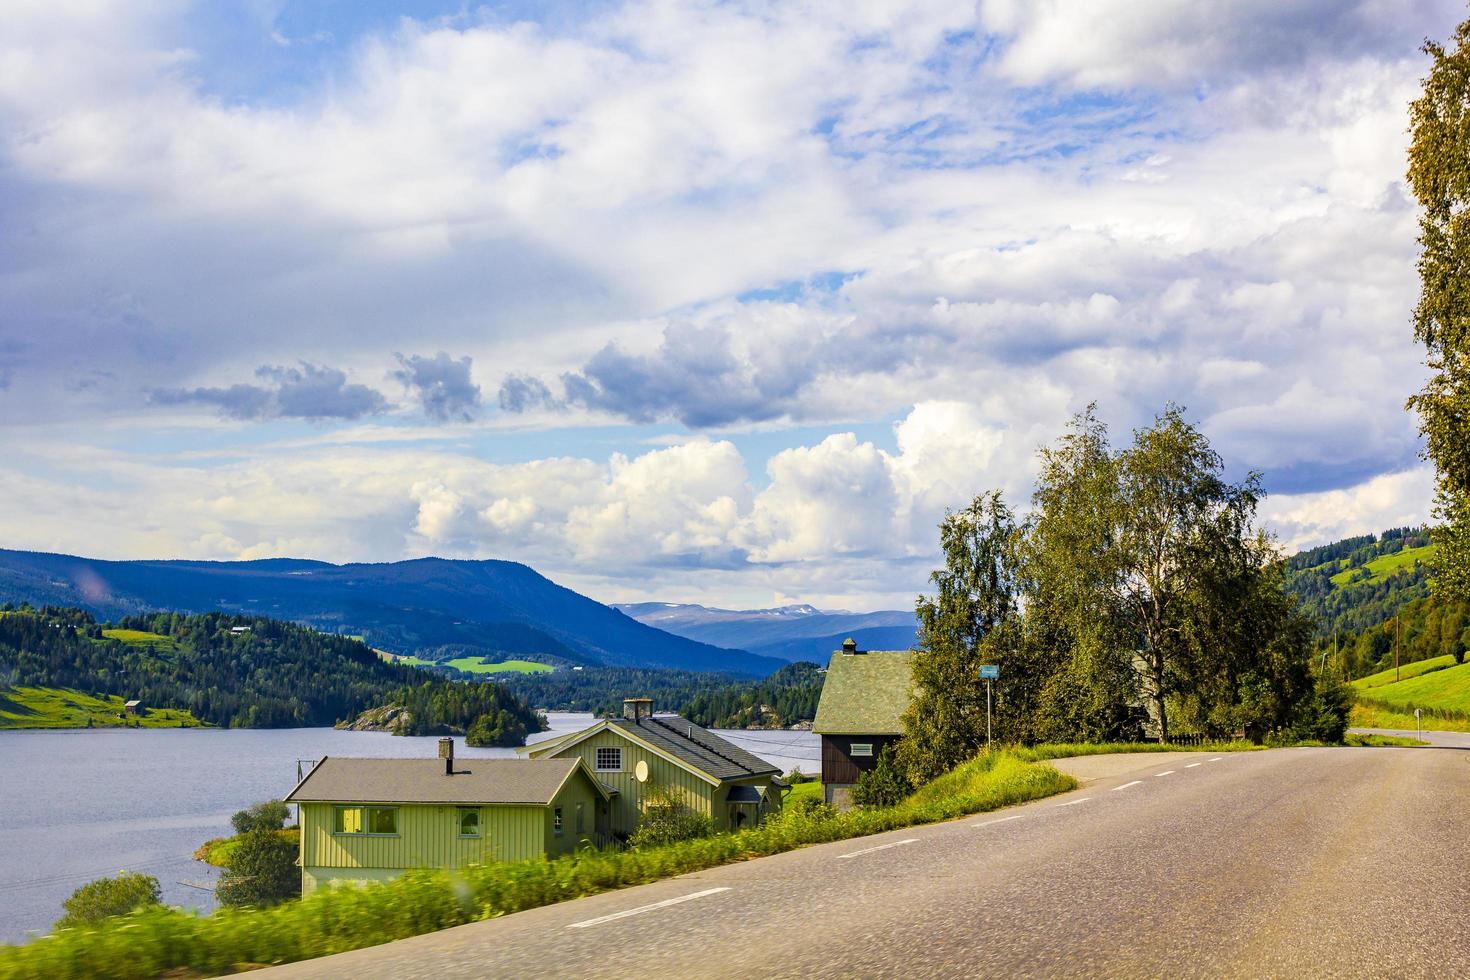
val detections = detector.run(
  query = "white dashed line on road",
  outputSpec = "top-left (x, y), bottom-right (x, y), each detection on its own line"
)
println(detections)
top-left (567, 888), bottom-right (732, 929)
top-left (837, 839), bottom-right (920, 860)
top-left (1207, 757), bottom-right (1223, 762)
top-left (974, 815), bottom-right (1024, 828)
top-left (1155, 771), bottom-right (1175, 777)
top-left (1055, 798), bottom-right (1092, 807)
top-left (1185, 763), bottom-right (1202, 768)
top-left (1111, 780), bottom-right (1143, 792)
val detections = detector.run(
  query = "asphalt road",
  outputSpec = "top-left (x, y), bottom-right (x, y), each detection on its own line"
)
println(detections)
top-left (253, 737), bottom-right (1470, 979)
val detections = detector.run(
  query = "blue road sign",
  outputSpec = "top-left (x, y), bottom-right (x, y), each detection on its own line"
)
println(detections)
top-left (979, 664), bottom-right (999, 680)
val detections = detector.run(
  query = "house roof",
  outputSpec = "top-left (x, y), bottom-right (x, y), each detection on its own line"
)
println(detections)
top-left (607, 715), bottom-right (780, 781)
top-left (284, 756), bottom-right (612, 805)
top-left (812, 648), bottom-right (916, 735)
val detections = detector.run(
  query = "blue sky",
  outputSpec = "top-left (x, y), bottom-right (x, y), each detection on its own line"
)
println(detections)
top-left (0, 0), bottom-right (1459, 608)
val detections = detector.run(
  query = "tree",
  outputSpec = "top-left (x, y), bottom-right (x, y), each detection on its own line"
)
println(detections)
top-left (1408, 18), bottom-right (1470, 601)
top-left (897, 492), bottom-right (1021, 784)
top-left (56, 871), bottom-right (161, 929)
top-left (215, 828), bottom-right (300, 908)
top-left (231, 799), bottom-right (289, 836)
top-left (852, 745), bottom-right (909, 809)
top-left (628, 784), bottom-right (715, 848)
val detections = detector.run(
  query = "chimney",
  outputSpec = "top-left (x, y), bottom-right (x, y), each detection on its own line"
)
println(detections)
top-left (438, 737), bottom-right (454, 775)
top-left (623, 697), bottom-right (653, 722)
top-left (842, 637), bottom-right (860, 655)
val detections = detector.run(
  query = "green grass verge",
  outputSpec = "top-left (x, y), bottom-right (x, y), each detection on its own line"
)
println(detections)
top-left (1349, 703), bottom-right (1470, 733)
top-left (1328, 543), bottom-right (1437, 587)
top-left (193, 829), bottom-right (301, 868)
top-left (1343, 732), bottom-right (1427, 747)
top-left (0, 687), bottom-right (207, 730)
top-left (784, 781), bottom-right (822, 805)
top-left (1013, 741), bottom-right (1261, 761)
top-left (0, 750), bottom-right (1073, 980)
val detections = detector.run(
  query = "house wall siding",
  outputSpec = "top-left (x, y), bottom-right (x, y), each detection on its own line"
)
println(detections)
top-left (821, 734), bottom-right (900, 787)
top-left (545, 729), bottom-right (716, 832)
top-left (299, 801), bottom-right (546, 874)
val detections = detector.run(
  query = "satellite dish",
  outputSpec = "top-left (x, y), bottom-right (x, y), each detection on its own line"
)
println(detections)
top-left (635, 760), bottom-right (649, 783)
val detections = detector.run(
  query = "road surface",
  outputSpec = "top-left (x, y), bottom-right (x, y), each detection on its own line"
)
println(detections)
top-left (253, 737), bottom-right (1470, 979)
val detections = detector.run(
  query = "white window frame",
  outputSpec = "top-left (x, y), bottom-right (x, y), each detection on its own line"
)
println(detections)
top-left (595, 746), bottom-right (623, 772)
top-left (850, 743), bottom-right (874, 757)
top-left (457, 807), bottom-right (481, 838)
top-left (553, 806), bottom-right (564, 836)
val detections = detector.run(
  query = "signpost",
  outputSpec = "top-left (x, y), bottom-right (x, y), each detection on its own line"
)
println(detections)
top-left (980, 664), bottom-right (999, 749)
top-left (1416, 707), bottom-right (1422, 741)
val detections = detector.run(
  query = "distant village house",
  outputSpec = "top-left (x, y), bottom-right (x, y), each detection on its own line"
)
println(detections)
top-left (123, 699), bottom-right (146, 716)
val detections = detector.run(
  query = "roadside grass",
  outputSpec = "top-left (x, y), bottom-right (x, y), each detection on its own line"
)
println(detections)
top-left (444, 657), bottom-right (553, 675)
top-left (1343, 732), bottom-right (1427, 747)
top-left (1353, 654), bottom-right (1461, 691)
top-left (784, 781), bottom-right (822, 805)
top-left (1349, 702), bottom-right (1470, 734)
top-left (193, 829), bottom-right (300, 868)
top-left (0, 750), bottom-right (1074, 980)
top-left (0, 687), bottom-right (207, 730)
top-left (1014, 741), bottom-right (1260, 762)
top-left (1350, 659), bottom-right (1470, 718)
top-left (1328, 543), bottom-right (1437, 587)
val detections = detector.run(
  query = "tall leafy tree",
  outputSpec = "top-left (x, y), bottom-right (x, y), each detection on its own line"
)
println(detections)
top-left (897, 491), bottom-right (1020, 784)
top-left (1409, 17), bottom-right (1470, 601)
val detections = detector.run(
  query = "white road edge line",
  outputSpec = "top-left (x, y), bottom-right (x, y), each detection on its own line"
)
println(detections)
top-left (1111, 780), bottom-right (1143, 792)
top-left (837, 838), bottom-right (920, 859)
top-left (1185, 763), bottom-right (1202, 768)
top-left (974, 815), bottom-right (1024, 828)
top-left (1055, 798), bottom-right (1092, 807)
top-left (1155, 771), bottom-right (1175, 777)
top-left (567, 888), bottom-right (732, 928)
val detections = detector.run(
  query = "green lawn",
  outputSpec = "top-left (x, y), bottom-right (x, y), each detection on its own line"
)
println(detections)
top-left (1329, 543), bottom-right (1438, 587)
top-left (100, 628), bottom-right (172, 646)
top-left (0, 687), bottom-right (208, 729)
top-left (1353, 654), bottom-right (1460, 691)
top-left (1351, 655), bottom-right (1470, 716)
top-left (443, 657), bottom-right (553, 674)
top-left (785, 780), bottom-right (823, 804)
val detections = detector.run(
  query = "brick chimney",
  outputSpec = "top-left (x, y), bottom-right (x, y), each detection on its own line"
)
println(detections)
top-left (438, 737), bottom-right (454, 775)
top-left (623, 697), bottom-right (653, 722)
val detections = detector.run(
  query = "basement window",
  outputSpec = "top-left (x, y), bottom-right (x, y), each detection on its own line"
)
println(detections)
top-left (850, 743), bottom-right (874, 757)
top-left (595, 747), bottom-right (623, 772)
top-left (333, 806), bottom-right (398, 836)
top-left (458, 808), bottom-right (480, 838)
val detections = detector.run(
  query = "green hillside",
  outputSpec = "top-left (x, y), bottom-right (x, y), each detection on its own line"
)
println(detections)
top-left (1327, 543), bottom-right (1437, 587)
top-left (1352, 655), bottom-right (1470, 727)
top-left (0, 686), bottom-right (207, 729)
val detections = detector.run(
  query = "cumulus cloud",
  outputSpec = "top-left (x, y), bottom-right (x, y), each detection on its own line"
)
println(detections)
top-left (153, 363), bottom-right (389, 421)
top-left (392, 351), bottom-right (481, 422)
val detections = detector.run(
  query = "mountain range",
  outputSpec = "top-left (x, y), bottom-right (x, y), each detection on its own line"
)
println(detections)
top-left (613, 601), bottom-right (919, 662)
top-left (0, 550), bottom-right (783, 677)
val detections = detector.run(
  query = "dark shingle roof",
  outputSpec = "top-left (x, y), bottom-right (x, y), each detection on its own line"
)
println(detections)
top-left (610, 715), bottom-right (779, 781)
top-left (812, 648), bottom-right (916, 735)
top-left (285, 756), bottom-right (602, 805)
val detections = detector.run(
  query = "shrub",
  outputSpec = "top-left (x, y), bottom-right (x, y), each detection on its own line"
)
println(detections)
top-left (783, 767), bottom-right (814, 784)
top-left (852, 744), bottom-right (909, 809)
top-left (628, 784), bottom-right (716, 849)
top-left (231, 799), bottom-right (289, 836)
top-left (1290, 677), bottom-right (1354, 744)
top-left (215, 828), bottom-right (300, 909)
top-left (55, 871), bottom-right (161, 929)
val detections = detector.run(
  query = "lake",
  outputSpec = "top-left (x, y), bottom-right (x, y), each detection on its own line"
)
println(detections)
top-left (0, 717), bottom-right (819, 943)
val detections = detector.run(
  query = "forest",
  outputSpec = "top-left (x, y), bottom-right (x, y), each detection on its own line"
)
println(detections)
top-left (0, 605), bottom-right (543, 741)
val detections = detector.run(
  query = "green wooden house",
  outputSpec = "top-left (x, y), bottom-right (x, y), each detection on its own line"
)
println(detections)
top-left (525, 698), bottom-right (785, 833)
top-left (812, 640), bottom-right (916, 808)
top-left (284, 740), bottom-right (615, 893)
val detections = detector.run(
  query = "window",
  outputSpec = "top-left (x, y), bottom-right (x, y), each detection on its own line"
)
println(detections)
top-left (575, 802), bottom-right (585, 834)
top-left (850, 743), bottom-right (874, 757)
top-left (458, 808), bottom-right (480, 838)
top-left (333, 806), bottom-right (398, 836)
top-left (595, 747), bottom-right (623, 772)
top-left (553, 806), bottom-right (564, 835)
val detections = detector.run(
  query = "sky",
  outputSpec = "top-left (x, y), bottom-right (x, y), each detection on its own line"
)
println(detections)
top-left (0, 0), bottom-right (1459, 611)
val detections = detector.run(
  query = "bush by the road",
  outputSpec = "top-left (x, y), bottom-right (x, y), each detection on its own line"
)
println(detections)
top-left (230, 799), bottom-right (288, 836)
top-left (0, 749), bottom-right (1074, 980)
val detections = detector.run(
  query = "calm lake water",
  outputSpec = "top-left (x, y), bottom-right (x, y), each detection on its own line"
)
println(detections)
top-left (0, 716), bottom-right (818, 943)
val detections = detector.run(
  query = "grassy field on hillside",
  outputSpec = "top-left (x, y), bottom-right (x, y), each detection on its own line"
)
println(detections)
top-left (0, 687), bottom-right (207, 729)
top-left (1354, 654), bottom-right (1460, 690)
top-left (444, 657), bottom-right (553, 674)
top-left (1351, 655), bottom-right (1470, 722)
top-left (1330, 544), bottom-right (1438, 587)
top-left (1350, 702), bottom-right (1470, 733)
top-left (100, 628), bottom-right (172, 646)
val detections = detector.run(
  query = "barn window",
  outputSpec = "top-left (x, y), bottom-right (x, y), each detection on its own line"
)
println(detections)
top-left (553, 806), bottom-right (564, 835)
top-left (595, 747), bottom-right (623, 771)
top-left (851, 743), bottom-right (874, 757)
top-left (458, 808), bottom-right (480, 837)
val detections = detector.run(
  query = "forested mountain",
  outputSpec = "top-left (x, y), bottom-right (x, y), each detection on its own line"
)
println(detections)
top-left (500, 661), bottom-right (824, 729)
top-left (614, 602), bottom-right (917, 662)
top-left (0, 605), bottom-right (544, 742)
top-left (1282, 527), bottom-right (1465, 679)
top-left (0, 549), bottom-right (780, 676)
